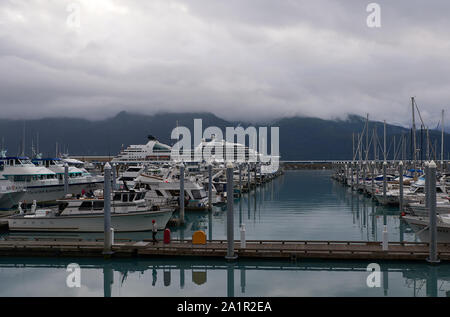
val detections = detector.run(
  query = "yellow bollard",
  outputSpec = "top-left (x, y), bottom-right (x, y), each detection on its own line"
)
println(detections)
top-left (192, 230), bottom-right (207, 245)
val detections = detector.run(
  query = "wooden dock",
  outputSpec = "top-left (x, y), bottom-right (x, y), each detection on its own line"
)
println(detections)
top-left (0, 238), bottom-right (450, 261)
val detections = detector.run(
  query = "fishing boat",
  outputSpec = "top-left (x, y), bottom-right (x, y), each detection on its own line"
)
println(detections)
top-left (7, 189), bottom-right (174, 232)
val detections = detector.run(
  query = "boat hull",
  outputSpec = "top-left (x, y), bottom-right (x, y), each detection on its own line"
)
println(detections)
top-left (7, 209), bottom-right (173, 232)
top-left (22, 181), bottom-right (104, 205)
top-left (403, 216), bottom-right (450, 243)
top-left (0, 190), bottom-right (26, 210)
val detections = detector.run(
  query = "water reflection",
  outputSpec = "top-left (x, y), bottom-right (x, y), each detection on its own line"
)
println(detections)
top-left (0, 258), bottom-right (449, 297)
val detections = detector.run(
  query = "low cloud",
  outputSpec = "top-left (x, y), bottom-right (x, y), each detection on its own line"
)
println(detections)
top-left (0, 0), bottom-right (449, 127)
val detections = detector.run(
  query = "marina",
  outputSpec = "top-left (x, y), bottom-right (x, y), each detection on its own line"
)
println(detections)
top-left (1, 1), bottom-right (450, 300)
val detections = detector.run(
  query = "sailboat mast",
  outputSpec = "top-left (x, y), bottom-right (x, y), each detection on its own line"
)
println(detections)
top-left (442, 109), bottom-right (445, 165)
top-left (411, 97), bottom-right (417, 166)
top-left (365, 114), bottom-right (369, 162)
top-left (383, 120), bottom-right (386, 161)
top-left (22, 121), bottom-right (26, 157)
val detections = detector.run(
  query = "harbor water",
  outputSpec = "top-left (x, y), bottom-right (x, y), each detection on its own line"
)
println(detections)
top-left (1, 170), bottom-right (449, 297)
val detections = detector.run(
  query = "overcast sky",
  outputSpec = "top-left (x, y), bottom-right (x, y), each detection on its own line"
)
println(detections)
top-left (0, 0), bottom-right (449, 127)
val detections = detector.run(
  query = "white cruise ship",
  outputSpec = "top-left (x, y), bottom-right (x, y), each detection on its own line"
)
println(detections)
top-left (111, 135), bottom-right (172, 163)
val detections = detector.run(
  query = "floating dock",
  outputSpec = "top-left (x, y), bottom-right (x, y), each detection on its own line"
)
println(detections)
top-left (0, 238), bottom-right (449, 261)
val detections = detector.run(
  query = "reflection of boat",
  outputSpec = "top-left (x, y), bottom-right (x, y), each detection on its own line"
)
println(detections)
top-left (7, 190), bottom-right (174, 232)
top-left (402, 215), bottom-right (450, 242)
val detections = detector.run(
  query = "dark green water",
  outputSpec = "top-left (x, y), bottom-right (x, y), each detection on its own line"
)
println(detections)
top-left (0, 170), bottom-right (449, 297)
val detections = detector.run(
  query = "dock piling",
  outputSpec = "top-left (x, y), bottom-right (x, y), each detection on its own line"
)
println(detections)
top-left (179, 162), bottom-right (185, 225)
top-left (103, 163), bottom-right (112, 255)
top-left (207, 162), bottom-right (212, 210)
top-left (382, 161), bottom-right (387, 202)
top-left (425, 162), bottom-right (430, 209)
top-left (64, 163), bottom-right (69, 196)
top-left (427, 160), bottom-right (440, 264)
top-left (112, 163), bottom-right (117, 191)
top-left (226, 161), bottom-right (237, 260)
top-left (399, 161), bottom-right (404, 212)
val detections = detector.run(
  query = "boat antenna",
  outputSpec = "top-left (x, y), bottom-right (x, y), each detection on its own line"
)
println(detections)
top-left (22, 121), bottom-right (26, 157)
top-left (442, 109), bottom-right (445, 167)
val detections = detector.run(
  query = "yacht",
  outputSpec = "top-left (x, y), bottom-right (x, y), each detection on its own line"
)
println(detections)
top-left (7, 189), bottom-right (174, 232)
top-left (0, 155), bottom-right (102, 205)
top-left (134, 167), bottom-right (210, 210)
top-left (32, 157), bottom-right (104, 199)
top-left (112, 135), bottom-right (172, 163)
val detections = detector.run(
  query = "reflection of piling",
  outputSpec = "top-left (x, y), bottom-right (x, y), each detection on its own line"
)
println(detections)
top-left (240, 267), bottom-right (246, 294)
top-left (103, 264), bottom-right (113, 298)
top-left (180, 268), bottom-right (185, 289)
top-left (383, 269), bottom-right (388, 296)
top-left (426, 265), bottom-right (438, 297)
top-left (227, 263), bottom-right (235, 298)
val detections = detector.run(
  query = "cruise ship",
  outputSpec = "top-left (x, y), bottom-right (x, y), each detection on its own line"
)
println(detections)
top-left (111, 135), bottom-right (172, 163)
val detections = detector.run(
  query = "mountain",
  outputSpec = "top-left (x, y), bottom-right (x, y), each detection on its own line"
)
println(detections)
top-left (0, 111), bottom-right (449, 160)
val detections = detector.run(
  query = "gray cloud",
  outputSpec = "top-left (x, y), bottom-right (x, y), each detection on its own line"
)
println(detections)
top-left (0, 0), bottom-right (449, 126)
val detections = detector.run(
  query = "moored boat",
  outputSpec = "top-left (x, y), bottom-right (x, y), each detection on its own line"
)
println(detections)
top-left (7, 189), bottom-right (174, 232)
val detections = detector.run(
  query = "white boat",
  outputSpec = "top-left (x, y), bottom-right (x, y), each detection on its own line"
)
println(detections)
top-left (134, 167), bottom-right (209, 210)
top-left (0, 179), bottom-right (26, 210)
top-left (403, 214), bottom-right (450, 242)
top-left (374, 180), bottom-right (447, 206)
top-left (0, 155), bottom-right (60, 204)
top-left (111, 135), bottom-right (172, 163)
top-left (7, 190), bottom-right (174, 232)
top-left (33, 157), bottom-right (104, 191)
top-left (117, 165), bottom-right (145, 188)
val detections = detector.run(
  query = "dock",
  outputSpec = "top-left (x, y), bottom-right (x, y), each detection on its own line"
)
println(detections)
top-left (1, 238), bottom-right (449, 261)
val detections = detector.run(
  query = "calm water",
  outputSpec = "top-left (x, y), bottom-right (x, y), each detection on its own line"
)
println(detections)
top-left (1, 170), bottom-right (449, 297)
